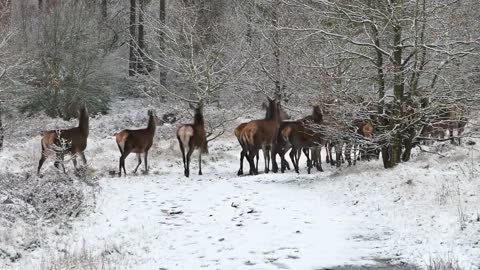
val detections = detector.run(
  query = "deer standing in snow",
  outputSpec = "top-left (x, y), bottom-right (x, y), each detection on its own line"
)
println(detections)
top-left (240, 97), bottom-right (282, 175)
top-left (37, 105), bottom-right (89, 174)
top-left (177, 103), bottom-right (208, 178)
top-left (115, 110), bottom-right (159, 176)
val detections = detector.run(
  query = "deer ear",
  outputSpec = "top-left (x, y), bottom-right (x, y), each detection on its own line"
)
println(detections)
top-left (189, 103), bottom-right (196, 110)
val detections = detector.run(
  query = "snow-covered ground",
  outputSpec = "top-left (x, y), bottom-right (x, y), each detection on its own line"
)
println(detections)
top-left (1, 99), bottom-right (480, 270)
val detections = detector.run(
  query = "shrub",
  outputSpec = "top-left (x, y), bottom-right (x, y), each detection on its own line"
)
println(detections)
top-left (18, 1), bottom-right (110, 120)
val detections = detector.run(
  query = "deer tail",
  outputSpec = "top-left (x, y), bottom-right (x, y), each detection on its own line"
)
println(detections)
top-left (281, 126), bottom-right (292, 143)
top-left (177, 126), bottom-right (194, 150)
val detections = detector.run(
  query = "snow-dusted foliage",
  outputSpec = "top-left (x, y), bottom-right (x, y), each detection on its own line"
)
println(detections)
top-left (0, 0), bottom-right (479, 269)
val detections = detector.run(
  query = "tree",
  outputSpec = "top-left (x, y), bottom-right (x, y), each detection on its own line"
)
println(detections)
top-left (129, 0), bottom-right (137, 76)
top-left (18, 1), bottom-right (111, 119)
top-left (159, 0), bottom-right (166, 86)
top-left (101, 0), bottom-right (107, 19)
top-left (282, 0), bottom-right (480, 168)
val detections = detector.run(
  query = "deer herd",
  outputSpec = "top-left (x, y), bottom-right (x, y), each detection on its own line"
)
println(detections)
top-left (36, 98), bottom-right (468, 177)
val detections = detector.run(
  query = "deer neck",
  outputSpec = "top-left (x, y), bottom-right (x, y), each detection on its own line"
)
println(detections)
top-left (78, 111), bottom-right (89, 136)
top-left (194, 112), bottom-right (204, 128)
top-left (147, 115), bottom-right (156, 134)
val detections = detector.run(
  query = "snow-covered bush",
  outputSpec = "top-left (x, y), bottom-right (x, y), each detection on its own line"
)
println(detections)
top-left (17, 1), bottom-right (110, 120)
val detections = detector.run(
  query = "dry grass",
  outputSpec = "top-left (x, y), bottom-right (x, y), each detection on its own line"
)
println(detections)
top-left (40, 243), bottom-right (124, 270)
top-left (427, 256), bottom-right (462, 270)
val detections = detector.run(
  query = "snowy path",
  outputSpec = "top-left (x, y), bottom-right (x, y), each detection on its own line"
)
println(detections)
top-left (59, 173), bottom-right (375, 270)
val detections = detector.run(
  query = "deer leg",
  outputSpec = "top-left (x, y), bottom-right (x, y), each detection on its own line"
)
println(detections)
top-left (303, 148), bottom-right (312, 174)
top-left (55, 152), bottom-right (66, 173)
top-left (38, 149), bottom-right (47, 175)
top-left (255, 151), bottom-right (259, 174)
top-left (238, 149), bottom-right (245, 176)
top-left (316, 146), bottom-right (323, 172)
top-left (185, 146), bottom-right (194, 178)
top-left (133, 153), bottom-right (142, 174)
top-left (335, 142), bottom-right (343, 168)
top-left (281, 145), bottom-right (291, 173)
top-left (248, 148), bottom-right (259, 175)
top-left (261, 145), bottom-right (267, 174)
top-left (80, 152), bottom-right (87, 166)
top-left (449, 126), bottom-right (455, 144)
top-left (121, 147), bottom-right (132, 177)
top-left (353, 144), bottom-right (358, 165)
top-left (271, 145), bottom-right (279, 173)
top-left (265, 146), bottom-right (271, 174)
top-left (289, 147), bottom-right (299, 173)
top-left (327, 143), bottom-right (335, 166)
top-left (144, 151), bottom-right (148, 174)
top-left (295, 148), bottom-right (302, 173)
top-left (72, 154), bottom-right (78, 171)
top-left (198, 150), bottom-right (202, 175)
top-left (177, 137), bottom-right (187, 177)
top-left (325, 143), bottom-right (330, 164)
top-left (345, 143), bottom-right (352, 166)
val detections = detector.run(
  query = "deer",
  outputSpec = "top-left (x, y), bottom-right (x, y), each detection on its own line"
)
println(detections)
top-left (235, 122), bottom-right (259, 176)
top-left (177, 103), bottom-right (208, 178)
top-left (236, 102), bottom-right (290, 176)
top-left (277, 105), bottom-right (326, 174)
top-left (114, 110), bottom-right (159, 176)
top-left (37, 105), bottom-right (89, 175)
top-left (241, 97), bottom-right (282, 175)
top-left (344, 119), bottom-right (374, 166)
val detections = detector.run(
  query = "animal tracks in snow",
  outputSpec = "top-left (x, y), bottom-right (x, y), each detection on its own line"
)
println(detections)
top-left (27, 170), bottom-right (377, 269)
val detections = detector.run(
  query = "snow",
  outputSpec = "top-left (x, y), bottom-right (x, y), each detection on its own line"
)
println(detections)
top-left (1, 100), bottom-right (480, 269)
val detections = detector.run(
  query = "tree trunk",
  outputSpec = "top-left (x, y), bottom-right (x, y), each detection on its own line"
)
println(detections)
top-left (402, 0), bottom-right (427, 162)
top-left (137, 0), bottom-right (147, 74)
top-left (159, 0), bottom-right (167, 86)
top-left (0, 107), bottom-right (3, 151)
top-left (272, 0), bottom-right (282, 101)
top-left (129, 0), bottom-right (137, 76)
top-left (101, 0), bottom-right (107, 18)
top-left (390, 20), bottom-right (404, 167)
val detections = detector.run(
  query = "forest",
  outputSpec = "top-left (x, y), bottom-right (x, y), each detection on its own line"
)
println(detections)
top-left (0, 0), bottom-right (479, 269)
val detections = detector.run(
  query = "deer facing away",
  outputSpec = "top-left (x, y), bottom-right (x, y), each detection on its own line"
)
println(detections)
top-left (115, 110), bottom-right (160, 176)
top-left (177, 103), bottom-right (208, 178)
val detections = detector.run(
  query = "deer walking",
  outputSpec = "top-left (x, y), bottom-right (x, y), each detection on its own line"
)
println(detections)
top-left (274, 105), bottom-right (324, 173)
top-left (279, 106), bottom-right (326, 174)
top-left (235, 102), bottom-right (290, 176)
top-left (115, 110), bottom-right (159, 176)
top-left (37, 105), bottom-right (89, 174)
top-left (241, 98), bottom-right (282, 175)
top-left (177, 103), bottom-right (208, 178)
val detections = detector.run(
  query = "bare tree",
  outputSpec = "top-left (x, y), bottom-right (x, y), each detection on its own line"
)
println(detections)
top-left (101, 0), bottom-right (107, 18)
top-left (129, 0), bottom-right (137, 76)
top-left (159, 0), bottom-right (166, 86)
top-left (281, 0), bottom-right (480, 168)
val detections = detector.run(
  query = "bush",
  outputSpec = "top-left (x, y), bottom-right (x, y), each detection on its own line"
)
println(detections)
top-left (18, 1), bottom-right (110, 120)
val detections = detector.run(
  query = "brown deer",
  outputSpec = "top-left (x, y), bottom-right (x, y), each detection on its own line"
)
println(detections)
top-left (344, 120), bottom-right (374, 166)
top-left (278, 106), bottom-right (326, 174)
top-left (115, 110), bottom-right (159, 176)
top-left (177, 103), bottom-right (208, 178)
top-left (236, 102), bottom-right (290, 176)
top-left (273, 105), bottom-right (324, 173)
top-left (241, 97), bottom-right (281, 175)
top-left (37, 105), bottom-right (89, 174)
top-left (235, 122), bottom-right (258, 176)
